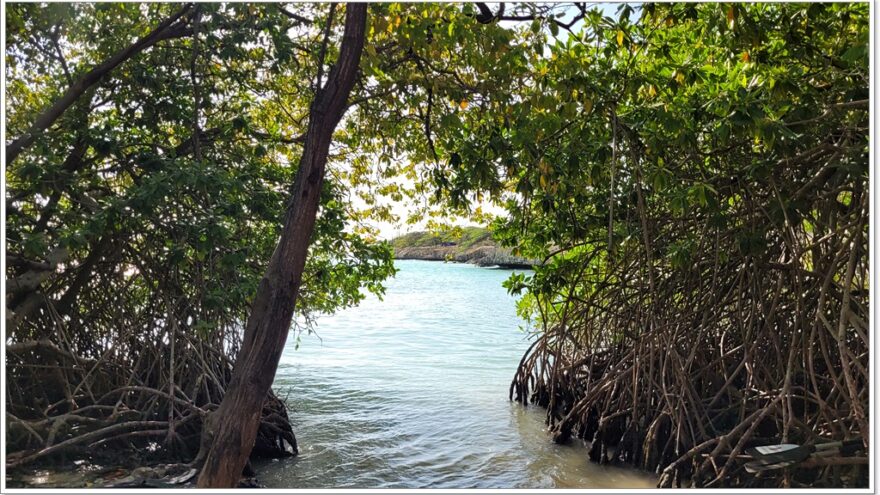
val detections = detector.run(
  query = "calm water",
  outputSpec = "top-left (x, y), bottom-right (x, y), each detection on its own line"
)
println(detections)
top-left (256, 260), bottom-right (656, 489)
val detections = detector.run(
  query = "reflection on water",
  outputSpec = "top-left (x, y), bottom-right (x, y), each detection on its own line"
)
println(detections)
top-left (256, 260), bottom-right (656, 489)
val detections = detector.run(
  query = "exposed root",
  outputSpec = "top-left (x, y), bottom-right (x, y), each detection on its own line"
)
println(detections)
top-left (511, 138), bottom-right (869, 488)
top-left (6, 316), bottom-right (297, 472)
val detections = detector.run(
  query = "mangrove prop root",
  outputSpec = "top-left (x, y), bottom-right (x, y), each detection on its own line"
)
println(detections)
top-left (5, 310), bottom-right (297, 471)
top-left (510, 142), bottom-right (869, 489)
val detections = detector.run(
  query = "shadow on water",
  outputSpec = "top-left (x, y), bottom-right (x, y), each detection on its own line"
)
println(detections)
top-left (255, 260), bottom-right (657, 489)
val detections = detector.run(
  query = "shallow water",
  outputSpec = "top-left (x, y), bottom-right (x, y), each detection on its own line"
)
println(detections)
top-left (256, 260), bottom-right (656, 489)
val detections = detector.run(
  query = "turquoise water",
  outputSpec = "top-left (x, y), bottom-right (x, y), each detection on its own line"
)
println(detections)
top-left (257, 260), bottom-right (656, 489)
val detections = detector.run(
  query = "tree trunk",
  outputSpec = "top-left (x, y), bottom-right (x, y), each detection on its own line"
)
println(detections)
top-left (195, 4), bottom-right (368, 488)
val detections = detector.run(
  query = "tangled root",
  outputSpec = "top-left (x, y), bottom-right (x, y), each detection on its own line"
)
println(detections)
top-left (511, 149), bottom-right (868, 489)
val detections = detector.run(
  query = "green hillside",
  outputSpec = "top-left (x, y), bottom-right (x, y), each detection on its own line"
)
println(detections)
top-left (391, 226), bottom-right (493, 250)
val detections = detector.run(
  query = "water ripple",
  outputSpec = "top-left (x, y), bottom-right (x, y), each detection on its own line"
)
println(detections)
top-left (255, 260), bottom-right (656, 489)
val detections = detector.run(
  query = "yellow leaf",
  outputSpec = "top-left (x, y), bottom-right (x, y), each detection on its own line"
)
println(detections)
top-left (539, 174), bottom-right (548, 188)
top-left (665, 16), bottom-right (674, 27)
top-left (459, 100), bottom-right (469, 110)
top-left (741, 51), bottom-right (750, 63)
top-left (648, 84), bottom-right (657, 98)
top-left (674, 71), bottom-right (685, 84)
top-left (616, 30), bottom-right (624, 46)
top-left (582, 98), bottom-right (593, 114)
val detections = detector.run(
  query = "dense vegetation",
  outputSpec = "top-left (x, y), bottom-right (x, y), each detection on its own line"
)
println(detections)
top-left (391, 226), bottom-right (492, 250)
top-left (5, 3), bottom-right (393, 476)
top-left (5, 2), bottom-right (869, 489)
top-left (465, 3), bottom-right (867, 488)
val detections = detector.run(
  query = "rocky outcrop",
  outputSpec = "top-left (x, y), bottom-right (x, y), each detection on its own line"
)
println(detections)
top-left (394, 244), bottom-right (538, 268)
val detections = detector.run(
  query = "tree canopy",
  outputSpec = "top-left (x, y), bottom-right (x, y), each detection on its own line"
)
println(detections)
top-left (4, 2), bottom-right (869, 489)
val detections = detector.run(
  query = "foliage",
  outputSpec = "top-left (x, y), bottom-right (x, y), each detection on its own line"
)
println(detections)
top-left (427, 2), bottom-right (869, 488)
top-left (391, 226), bottom-right (492, 250)
top-left (337, 3), bottom-right (542, 227)
top-left (5, 2), bottom-right (394, 465)
top-left (3, 1), bottom-right (870, 488)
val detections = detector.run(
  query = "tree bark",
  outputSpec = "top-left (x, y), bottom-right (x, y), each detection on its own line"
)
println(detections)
top-left (5, 3), bottom-right (193, 165)
top-left (195, 4), bottom-right (368, 488)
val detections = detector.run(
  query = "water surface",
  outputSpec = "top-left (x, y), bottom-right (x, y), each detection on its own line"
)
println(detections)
top-left (257, 260), bottom-right (656, 489)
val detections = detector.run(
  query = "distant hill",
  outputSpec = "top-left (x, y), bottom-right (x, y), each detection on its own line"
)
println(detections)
top-left (391, 227), bottom-right (537, 268)
top-left (391, 226), bottom-right (493, 250)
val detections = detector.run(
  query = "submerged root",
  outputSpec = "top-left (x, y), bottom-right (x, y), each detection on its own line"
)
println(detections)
top-left (511, 155), bottom-right (869, 489)
top-left (513, 298), bottom-right (867, 488)
top-left (6, 324), bottom-right (297, 473)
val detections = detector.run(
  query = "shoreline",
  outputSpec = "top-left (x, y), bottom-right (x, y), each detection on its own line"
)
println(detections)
top-left (394, 245), bottom-right (538, 269)
top-left (394, 255), bottom-right (534, 270)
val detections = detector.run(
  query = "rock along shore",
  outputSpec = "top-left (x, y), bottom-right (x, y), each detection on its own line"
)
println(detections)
top-left (394, 244), bottom-right (537, 269)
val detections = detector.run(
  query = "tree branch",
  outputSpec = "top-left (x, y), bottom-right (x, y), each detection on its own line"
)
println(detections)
top-left (314, 3), bottom-right (337, 92)
top-left (278, 5), bottom-right (312, 25)
top-left (49, 26), bottom-right (73, 86)
top-left (6, 3), bottom-right (194, 165)
top-left (474, 2), bottom-right (585, 32)
top-left (190, 5), bottom-right (202, 162)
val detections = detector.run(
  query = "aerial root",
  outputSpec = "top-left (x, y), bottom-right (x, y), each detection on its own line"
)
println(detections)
top-left (511, 176), bottom-right (868, 488)
top-left (6, 321), bottom-right (297, 472)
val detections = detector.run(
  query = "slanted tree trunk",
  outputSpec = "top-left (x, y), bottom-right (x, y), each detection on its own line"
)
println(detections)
top-left (196, 4), bottom-right (368, 488)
